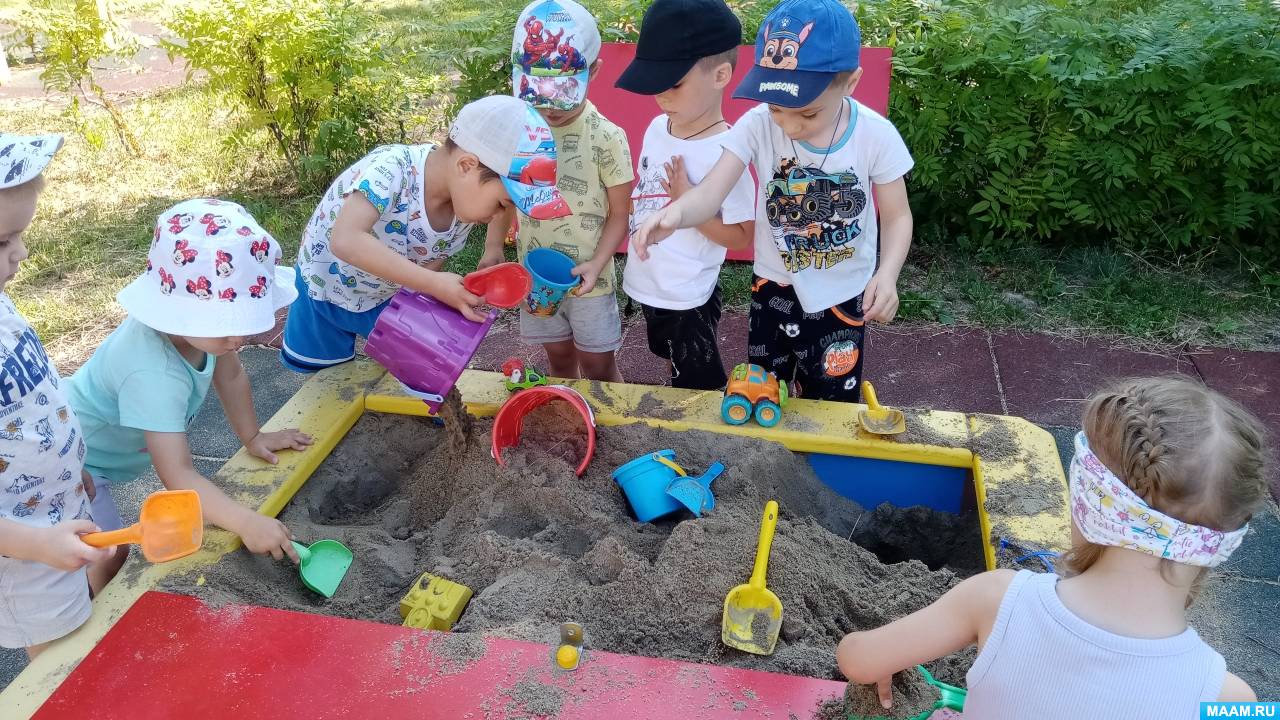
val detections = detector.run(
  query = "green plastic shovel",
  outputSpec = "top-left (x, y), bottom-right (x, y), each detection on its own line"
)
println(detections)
top-left (290, 539), bottom-right (353, 599)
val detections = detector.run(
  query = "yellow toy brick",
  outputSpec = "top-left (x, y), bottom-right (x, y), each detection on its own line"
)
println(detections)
top-left (399, 572), bottom-right (473, 631)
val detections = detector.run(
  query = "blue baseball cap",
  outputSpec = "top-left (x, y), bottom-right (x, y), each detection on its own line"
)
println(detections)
top-left (733, 0), bottom-right (861, 107)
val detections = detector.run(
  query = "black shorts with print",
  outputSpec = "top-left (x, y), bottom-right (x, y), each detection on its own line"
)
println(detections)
top-left (641, 286), bottom-right (728, 391)
top-left (747, 277), bottom-right (865, 403)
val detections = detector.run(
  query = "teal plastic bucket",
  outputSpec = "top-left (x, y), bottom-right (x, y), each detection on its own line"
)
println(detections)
top-left (612, 450), bottom-right (684, 522)
top-left (524, 248), bottom-right (580, 317)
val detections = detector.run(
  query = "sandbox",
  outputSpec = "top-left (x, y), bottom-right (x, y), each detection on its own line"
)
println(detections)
top-left (2, 362), bottom-right (1071, 718)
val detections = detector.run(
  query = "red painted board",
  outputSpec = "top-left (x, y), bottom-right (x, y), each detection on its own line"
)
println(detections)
top-left (587, 43), bottom-right (893, 261)
top-left (36, 591), bottom-right (846, 719)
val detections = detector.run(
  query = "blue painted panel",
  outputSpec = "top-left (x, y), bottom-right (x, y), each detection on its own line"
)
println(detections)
top-left (806, 453), bottom-right (971, 514)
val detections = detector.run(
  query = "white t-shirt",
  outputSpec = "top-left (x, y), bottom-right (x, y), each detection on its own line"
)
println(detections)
top-left (0, 295), bottom-right (89, 528)
top-left (721, 99), bottom-right (914, 313)
top-left (298, 144), bottom-right (474, 313)
top-left (625, 116), bottom-right (756, 310)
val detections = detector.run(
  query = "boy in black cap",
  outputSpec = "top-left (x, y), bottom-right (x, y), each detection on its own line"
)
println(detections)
top-left (615, 0), bottom-right (756, 390)
top-left (631, 0), bottom-right (914, 404)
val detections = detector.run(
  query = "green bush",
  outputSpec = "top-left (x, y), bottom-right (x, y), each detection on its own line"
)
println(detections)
top-left (16, 0), bottom-right (142, 155)
top-left (440, 0), bottom-right (1279, 256)
top-left (872, 0), bottom-right (1280, 253)
top-left (166, 0), bottom-right (442, 189)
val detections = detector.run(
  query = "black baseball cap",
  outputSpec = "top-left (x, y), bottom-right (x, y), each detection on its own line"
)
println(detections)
top-left (614, 0), bottom-right (742, 95)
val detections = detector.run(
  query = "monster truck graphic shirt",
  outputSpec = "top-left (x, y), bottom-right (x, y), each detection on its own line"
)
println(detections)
top-left (516, 103), bottom-right (634, 300)
top-left (0, 294), bottom-right (90, 528)
top-left (721, 98), bottom-right (913, 313)
top-left (298, 144), bottom-right (475, 313)
top-left (625, 115), bottom-right (756, 310)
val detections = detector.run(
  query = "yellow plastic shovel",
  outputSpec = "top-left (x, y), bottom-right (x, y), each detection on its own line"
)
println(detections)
top-left (859, 381), bottom-right (906, 435)
top-left (721, 500), bottom-right (782, 655)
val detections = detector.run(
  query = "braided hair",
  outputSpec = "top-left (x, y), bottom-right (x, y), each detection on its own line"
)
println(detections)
top-left (1065, 376), bottom-right (1269, 599)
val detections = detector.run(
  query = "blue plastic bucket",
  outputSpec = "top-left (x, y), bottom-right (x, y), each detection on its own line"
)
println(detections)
top-left (612, 450), bottom-right (684, 522)
top-left (523, 248), bottom-right (580, 317)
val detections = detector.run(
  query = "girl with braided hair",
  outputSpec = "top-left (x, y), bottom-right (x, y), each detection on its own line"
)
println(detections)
top-left (835, 376), bottom-right (1270, 716)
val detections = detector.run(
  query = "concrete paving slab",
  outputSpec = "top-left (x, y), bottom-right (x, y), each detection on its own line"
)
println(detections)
top-left (992, 333), bottom-right (1198, 426)
top-left (865, 326), bottom-right (1004, 414)
top-left (186, 347), bottom-right (309, 460)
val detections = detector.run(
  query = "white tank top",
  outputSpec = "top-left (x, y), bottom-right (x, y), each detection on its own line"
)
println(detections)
top-left (964, 570), bottom-right (1225, 719)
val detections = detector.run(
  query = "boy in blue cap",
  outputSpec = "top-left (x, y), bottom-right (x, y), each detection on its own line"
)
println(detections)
top-left (632, 0), bottom-right (914, 403)
top-left (615, 0), bottom-right (756, 391)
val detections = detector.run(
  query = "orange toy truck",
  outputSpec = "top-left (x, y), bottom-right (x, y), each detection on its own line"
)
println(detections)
top-left (721, 363), bottom-right (787, 428)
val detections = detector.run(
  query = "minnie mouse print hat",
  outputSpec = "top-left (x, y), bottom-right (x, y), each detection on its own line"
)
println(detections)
top-left (117, 199), bottom-right (298, 337)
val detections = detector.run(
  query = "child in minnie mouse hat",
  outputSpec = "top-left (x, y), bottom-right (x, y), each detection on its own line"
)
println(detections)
top-left (67, 199), bottom-right (315, 583)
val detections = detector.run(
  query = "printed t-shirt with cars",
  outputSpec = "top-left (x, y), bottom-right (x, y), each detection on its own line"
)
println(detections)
top-left (515, 102), bottom-right (634, 299)
top-left (720, 98), bottom-right (914, 313)
top-left (0, 294), bottom-right (90, 528)
top-left (297, 144), bottom-right (475, 313)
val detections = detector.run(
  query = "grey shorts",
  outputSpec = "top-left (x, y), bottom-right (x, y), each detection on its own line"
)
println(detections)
top-left (519, 292), bottom-right (623, 353)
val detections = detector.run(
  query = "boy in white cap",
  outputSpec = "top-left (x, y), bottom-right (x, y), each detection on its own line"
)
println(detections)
top-left (67, 199), bottom-right (312, 575)
top-left (0, 134), bottom-right (113, 658)
top-left (281, 95), bottom-right (571, 373)
top-left (486, 0), bottom-right (634, 382)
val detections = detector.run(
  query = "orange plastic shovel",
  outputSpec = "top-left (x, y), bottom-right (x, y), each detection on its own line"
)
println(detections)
top-left (83, 489), bottom-right (204, 562)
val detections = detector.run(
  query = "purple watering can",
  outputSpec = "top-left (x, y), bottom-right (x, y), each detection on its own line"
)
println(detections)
top-left (364, 290), bottom-right (496, 413)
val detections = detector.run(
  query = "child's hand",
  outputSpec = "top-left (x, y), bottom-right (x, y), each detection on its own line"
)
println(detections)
top-left (477, 251), bottom-right (505, 271)
top-left (660, 155), bottom-right (692, 201)
top-left (571, 258), bottom-right (605, 295)
top-left (432, 273), bottom-right (489, 322)
top-left (872, 676), bottom-right (895, 710)
top-left (247, 429), bottom-right (314, 465)
top-left (239, 513), bottom-right (299, 563)
top-left (632, 206), bottom-right (682, 261)
top-left (862, 272), bottom-right (900, 323)
top-left (36, 520), bottom-right (114, 571)
top-left (81, 469), bottom-right (97, 501)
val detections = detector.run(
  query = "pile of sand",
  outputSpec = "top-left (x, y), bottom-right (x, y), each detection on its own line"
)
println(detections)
top-left (162, 407), bottom-right (977, 683)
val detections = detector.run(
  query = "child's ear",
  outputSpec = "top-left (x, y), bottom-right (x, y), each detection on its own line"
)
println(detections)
top-left (844, 67), bottom-right (864, 95)
top-left (589, 59), bottom-right (602, 80)
top-left (456, 151), bottom-right (481, 177)
top-left (713, 62), bottom-right (733, 90)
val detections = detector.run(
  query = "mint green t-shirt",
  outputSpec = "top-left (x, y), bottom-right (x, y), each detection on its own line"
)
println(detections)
top-left (66, 317), bottom-right (216, 484)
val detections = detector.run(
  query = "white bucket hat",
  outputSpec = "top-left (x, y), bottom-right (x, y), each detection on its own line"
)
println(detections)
top-left (118, 199), bottom-right (297, 337)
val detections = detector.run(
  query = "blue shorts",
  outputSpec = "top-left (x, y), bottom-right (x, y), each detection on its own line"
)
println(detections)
top-left (280, 270), bottom-right (388, 373)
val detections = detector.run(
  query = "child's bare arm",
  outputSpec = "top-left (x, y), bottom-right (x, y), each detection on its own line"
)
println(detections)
top-left (330, 193), bottom-right (487, 321)
top-left (661, 155), bottom-right (754, 251)
top-left (0, 517), bottom-right (111, 570)
top-left (479, 207), bottom-right (514, 270)
top-left (837, 570), bottom-right (1013, 708)
top-left (633, 150), bottom-right (747, 260)
top-left (572, 182), bottom-right (633, 294)
top-left (146, 431), bottom-right (299, 563)
top-left (1219, 673), bottom-right (1257, 702)
top-left (863, 177), bottom-right (912, 323)
top-left (213, 352), bottom-right (312, 465)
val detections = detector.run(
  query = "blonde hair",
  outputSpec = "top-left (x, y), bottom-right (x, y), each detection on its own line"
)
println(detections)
top-left (1065, 376), bottom-right (1269, 601)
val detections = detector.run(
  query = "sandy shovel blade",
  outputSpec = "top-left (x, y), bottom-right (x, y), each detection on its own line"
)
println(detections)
top-left (721, 586), bottom-right (782, 655)
top-left (297, 540), bottom-right (353, 598)
top-left (859, 408), bottom-right (906, 435)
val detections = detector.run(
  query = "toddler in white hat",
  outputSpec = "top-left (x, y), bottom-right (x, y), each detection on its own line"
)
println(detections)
top-left (67, 199), bottom-right (313, 582)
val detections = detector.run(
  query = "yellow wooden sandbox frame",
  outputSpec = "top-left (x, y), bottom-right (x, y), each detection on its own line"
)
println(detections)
top-left (1, 361), bottom-right (1070, 717)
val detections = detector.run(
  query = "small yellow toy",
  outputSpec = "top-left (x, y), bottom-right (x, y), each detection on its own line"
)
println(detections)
top-left (399, 572), bottom-right (473, 631)
top-left (552, 622), bottom-right (584, 671)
